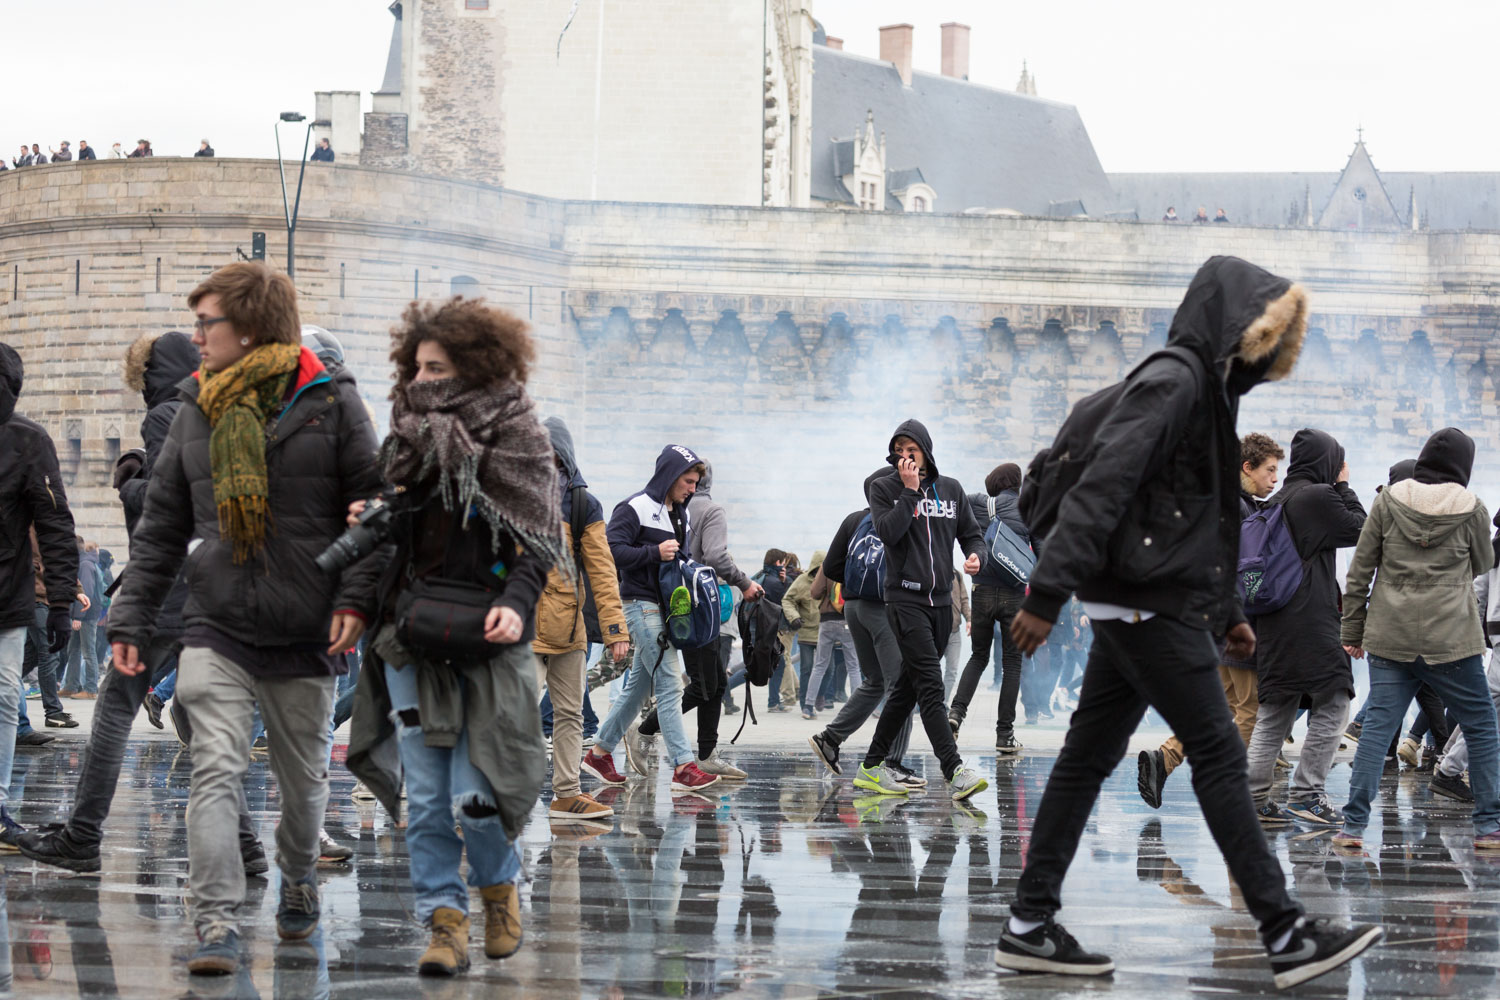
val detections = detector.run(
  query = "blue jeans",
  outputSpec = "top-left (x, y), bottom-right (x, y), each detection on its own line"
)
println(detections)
top-left (596, 601), bottom-right (693, 768)
top-left (153, 668), bottom-right (177, 702)
top-left (1342, 653), bottom-right (1500, 837)
top-left (0, 628), bottom-right (23, 805)
top-left (64, 621), bottom-right (101, 693)
top-left (384, 661), bottom-right (519, 922)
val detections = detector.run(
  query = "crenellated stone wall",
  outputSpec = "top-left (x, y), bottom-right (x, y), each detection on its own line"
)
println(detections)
top-left (3, 158), bottom-right (1499, 563)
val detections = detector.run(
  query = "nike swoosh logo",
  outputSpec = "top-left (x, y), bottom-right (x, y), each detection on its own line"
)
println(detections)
top-left (1274, 939), bottom-right (1317, 963)
top-left (1006, 935), bottom-right (1057, 958)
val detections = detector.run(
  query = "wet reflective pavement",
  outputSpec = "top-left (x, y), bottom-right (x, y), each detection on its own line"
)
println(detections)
top-left (2, 739), bottom-right (1497, 999)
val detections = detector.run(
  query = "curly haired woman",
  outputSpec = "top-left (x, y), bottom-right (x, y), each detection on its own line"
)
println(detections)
top-left (348, 296), bottom-right (566, 977)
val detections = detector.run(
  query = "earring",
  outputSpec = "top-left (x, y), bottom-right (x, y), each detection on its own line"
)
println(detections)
top-left (240, 338), bottom-right (250, 346)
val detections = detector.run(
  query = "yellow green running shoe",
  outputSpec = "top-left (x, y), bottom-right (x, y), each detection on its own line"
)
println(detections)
top-left (852, 763), bottom-right (909, 796)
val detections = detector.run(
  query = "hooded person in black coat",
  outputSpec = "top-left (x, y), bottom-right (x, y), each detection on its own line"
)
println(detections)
top-left (1253, 429), bottom-right (1366, 707)
top-left (1240, 428), bottom-right (1366, 826)
top-left (0, 342), bottom-right (77, 846)
top-left (997, 258), bottom-right (1382, 986)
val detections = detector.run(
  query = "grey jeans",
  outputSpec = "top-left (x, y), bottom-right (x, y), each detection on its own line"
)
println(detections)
top-left (823, 599), bottom-right (911, 765)
top-left (943, 626), bottom-right (963, 700)
top-left (805, 619), bottom-right (861, 714)
top-left (1246, 689), bottom-right (1351, 805)
top-left (177, 645), bottom-right (335, 935)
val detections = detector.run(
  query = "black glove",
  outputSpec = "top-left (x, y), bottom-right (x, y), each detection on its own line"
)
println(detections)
top-left (112, 449), bottom-right (145, 489)
top-left (46, 606), bottom-right (72, 654)
top-left (789, 618), bottom-right (804, 631)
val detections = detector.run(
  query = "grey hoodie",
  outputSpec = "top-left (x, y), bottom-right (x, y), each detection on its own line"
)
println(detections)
top-left (687, 462), bottom-right (753, 590)
top-left (1342, 478), bottom-right (1494, 663)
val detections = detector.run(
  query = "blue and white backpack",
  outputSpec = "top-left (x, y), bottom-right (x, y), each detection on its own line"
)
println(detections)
top-left (844, 513), bottom-right (887, 601)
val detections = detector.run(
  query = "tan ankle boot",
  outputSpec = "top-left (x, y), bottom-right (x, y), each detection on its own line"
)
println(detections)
top-left (479, 883), bottom-right (523, 958)
top-left (418, 907), bottom-right (470, 976)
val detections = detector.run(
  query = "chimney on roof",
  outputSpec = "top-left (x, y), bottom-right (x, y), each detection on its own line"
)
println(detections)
top-left (940, 22), bottom-right (970, 80)
top-left (824, 35), bottom-right (843, 50)
top-left (879, 23), bottom-right (913, 87)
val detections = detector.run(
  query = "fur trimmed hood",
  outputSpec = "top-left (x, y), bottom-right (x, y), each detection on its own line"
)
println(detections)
top-left (1168, 256), bottom-right (1307, 397)
top-left (124, 331), bottom-right (199, 409)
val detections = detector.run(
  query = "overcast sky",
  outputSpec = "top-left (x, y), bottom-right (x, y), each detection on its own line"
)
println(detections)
top-left (4, 1), bottom-right (1496, 173)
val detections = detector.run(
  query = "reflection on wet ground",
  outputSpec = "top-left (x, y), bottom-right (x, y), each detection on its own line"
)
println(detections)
top-left (2, 741), bottom-right (1497, 998)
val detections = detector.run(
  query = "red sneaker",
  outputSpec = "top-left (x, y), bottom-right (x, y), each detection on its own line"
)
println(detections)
top-left (670, 762), bottom-right (722, 793)
top-left (580, 748), bottom-right (627, 786)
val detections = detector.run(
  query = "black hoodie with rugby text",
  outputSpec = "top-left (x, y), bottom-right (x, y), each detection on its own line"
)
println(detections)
top-left (867, 419), bottom-right (985, 608)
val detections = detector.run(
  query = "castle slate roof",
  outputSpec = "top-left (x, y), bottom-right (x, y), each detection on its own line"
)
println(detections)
top-left (811, 46), bottom-right (1117, 216)
top-left (1111, 166), bottom-right (1500, 231)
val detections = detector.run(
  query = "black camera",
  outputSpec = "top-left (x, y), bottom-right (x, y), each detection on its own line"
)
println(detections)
top-left (316, 490), bottom-right (401, 575)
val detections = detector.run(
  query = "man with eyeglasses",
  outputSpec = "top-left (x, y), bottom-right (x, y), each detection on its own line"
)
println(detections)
top-left (18, 330), bottom-right (270, 878)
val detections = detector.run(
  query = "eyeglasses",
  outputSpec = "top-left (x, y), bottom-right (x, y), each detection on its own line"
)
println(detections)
top-left (194, 316), bottom-right (230, 334)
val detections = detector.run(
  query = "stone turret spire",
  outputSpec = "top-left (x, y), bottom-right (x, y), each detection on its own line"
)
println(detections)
top-left (1016, 60), bottom-right (1036, 96)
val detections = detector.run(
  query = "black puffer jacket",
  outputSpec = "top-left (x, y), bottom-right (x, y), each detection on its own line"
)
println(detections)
top-left (0, 343), bottom-right (78, 628)
top-left (120, 332), bottom-right (199, 531)
top-left (1023, 256), bottom-right (1308, 634)
top-left (108, 350), bottom-right (384, 649)
top-left (117, 331), bottom-right (201, 630)
top-left (1254, 429), bottom-right (1366, 704)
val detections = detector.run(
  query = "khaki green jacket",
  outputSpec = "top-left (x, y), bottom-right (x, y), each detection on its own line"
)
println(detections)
top-left (783, 550), bottom-right (825, 644)
top-left (1341, 480), bottom-right (1493, 663)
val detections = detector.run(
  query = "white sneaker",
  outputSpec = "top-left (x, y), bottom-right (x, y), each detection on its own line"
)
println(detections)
top-left (948, 766), bottom-right (989, 802)
top-left (697, 751), bottom-right (748, 779)
top-left (624, 721), bottom-right (656, 777)
top-left (317, 829), bottom-right (353, 863)
top-left (350, 781), bottom-right (376, 802)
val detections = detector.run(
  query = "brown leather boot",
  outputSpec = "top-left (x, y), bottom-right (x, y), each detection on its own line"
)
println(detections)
top-left (479, 883), bottom-right (523, 959)
top-left (418, 907), bottom-right (470, 976)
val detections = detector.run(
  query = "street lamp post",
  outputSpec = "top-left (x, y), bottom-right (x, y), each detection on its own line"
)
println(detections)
top-left (274, 111), bottom-right (313, 278)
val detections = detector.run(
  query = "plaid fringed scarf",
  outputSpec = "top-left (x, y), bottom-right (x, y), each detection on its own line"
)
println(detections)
top-left (381, 377), bottom-right (570, 578)
top-left (196, 343), bottom-right (302, 564)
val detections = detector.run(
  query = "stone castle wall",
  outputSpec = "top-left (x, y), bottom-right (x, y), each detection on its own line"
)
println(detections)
top-left (3, 158), bottom-right (1499, 563)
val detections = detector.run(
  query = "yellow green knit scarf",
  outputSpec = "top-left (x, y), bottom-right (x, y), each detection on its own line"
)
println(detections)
top-left (196, 343), bottom-right (302, 563)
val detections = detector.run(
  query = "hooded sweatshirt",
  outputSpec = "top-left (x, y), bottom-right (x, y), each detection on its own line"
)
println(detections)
top-left (686, 462), bottom-right (753, 590)
top-left (1023, 256), bottom-right (1308, 633)
top-left (783, 549), bottom-right (825, 643)
top-left (533, 417), bottom-right (629, 654)
top-left (867, 419), bottom-right (985, 607)
top-left (1, 343), bottom-right (78, 629)
top-left (1343, 428), bottom-right (1492, 663)
top-left (607, 443), bottom-right (703, 604)
top-left (1255, 428), bottom-right (1367, 703)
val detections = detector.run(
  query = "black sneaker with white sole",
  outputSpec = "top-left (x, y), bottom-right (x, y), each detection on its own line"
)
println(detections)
top-left (994, 919), bottom-right (1114, 976)
top-left (1268, 919), bottom-right (1383, 989)
top-left (808, 732), bottom-right (841, 776)
top-left (1137, 749), bottom-right (1165, 809)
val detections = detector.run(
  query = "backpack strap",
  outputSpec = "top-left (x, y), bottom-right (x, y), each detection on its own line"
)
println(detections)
top-left (566, 484), bottom-right (589, 645)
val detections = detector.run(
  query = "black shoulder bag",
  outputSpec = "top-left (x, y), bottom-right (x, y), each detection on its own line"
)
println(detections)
top-left (393, 505), bottom-right (503, 662)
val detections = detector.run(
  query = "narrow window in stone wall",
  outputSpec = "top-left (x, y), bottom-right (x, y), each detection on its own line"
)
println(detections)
top-left (465, 0), bottom-right (489, 8)
top-left (103, 436), bottom-right (121, 485)
top-left (451, 275), bottom-right (479, 297)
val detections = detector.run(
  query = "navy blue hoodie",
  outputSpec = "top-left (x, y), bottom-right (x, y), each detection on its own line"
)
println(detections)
top-left (867, 419), bottom-right (985, 607)
top-left (607, 444), bottom-right (704, 603)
